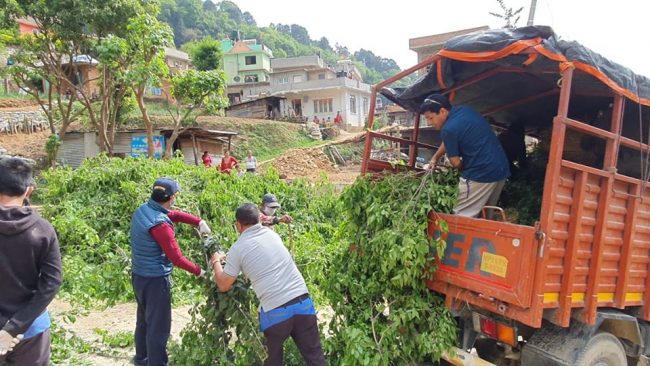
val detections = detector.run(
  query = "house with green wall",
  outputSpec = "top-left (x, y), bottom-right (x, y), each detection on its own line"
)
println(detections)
top-left (221, 39), bottom-right (273, 104)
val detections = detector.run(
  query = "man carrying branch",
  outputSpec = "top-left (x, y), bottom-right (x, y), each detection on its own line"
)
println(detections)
top-left (421, 94), bottom-right (510, 217)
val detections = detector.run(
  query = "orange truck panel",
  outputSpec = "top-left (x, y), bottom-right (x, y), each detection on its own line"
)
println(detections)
top-left (427, 213), bottom-right (538, 309)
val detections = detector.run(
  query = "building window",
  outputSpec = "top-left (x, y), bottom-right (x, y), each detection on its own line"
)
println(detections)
top-left (350, 95), bottom-right (357, 114)
top-left (245, 55), bottom-right (257, 65)
top-left (363, 97), bottom-right (369, 114)
top-left (313, 98), bottom-right (333, 113)
top-left (293, 75), bottom-right (303, 83)
top-left (318, 73), bottom-right (326, 80)
top-left (279, 76), bottom-right (289, 84)
top-left (244, 74), bottom-right (259, 83)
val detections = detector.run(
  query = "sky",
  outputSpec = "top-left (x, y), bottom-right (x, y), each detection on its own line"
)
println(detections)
top-left (232, 0), bottom-right (650, 78)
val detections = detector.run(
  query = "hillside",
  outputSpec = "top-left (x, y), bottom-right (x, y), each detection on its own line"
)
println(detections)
top-left (158, 0), bottom-right (409, 85)
top-left (194, 116), bottom-right (321, 161)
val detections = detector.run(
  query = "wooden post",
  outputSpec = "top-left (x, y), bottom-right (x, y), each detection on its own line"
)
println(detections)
top-left (409, 114), bottom-right (421, 168)
top-left (191, 133), bottom-right (199, 166)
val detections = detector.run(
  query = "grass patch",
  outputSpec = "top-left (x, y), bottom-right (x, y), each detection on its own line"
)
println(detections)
top-left (196, 117), bottom-right (320, 161)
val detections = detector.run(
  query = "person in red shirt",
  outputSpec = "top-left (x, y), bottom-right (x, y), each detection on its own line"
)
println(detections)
top-left (201, 151), bottom-right (212, 167)
top-left (219, 150), bottom-right (239, 173)
top-left (334, 111), bottom-right (343, 130)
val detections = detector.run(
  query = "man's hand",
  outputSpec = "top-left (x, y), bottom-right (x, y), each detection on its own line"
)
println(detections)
top-left (0, 330), bottom-right (22, 356)
top-left (279, 214), bottom-right (293, 224)
top-left (199, 269), bottom-right (206, 278)
top-left (198, 220), bottom-right (211, 235)
top-left (210, 252), bottom-right (226, 267)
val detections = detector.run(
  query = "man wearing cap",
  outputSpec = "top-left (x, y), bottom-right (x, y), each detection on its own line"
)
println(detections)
top-left (129, 177), bottom-right (212, 366)
top-left (420, 94), bottom-right (510, 217)
top-left (210, 203), bottom-right (325, 366)
top-left (259, 193), bottom-right (292, 227)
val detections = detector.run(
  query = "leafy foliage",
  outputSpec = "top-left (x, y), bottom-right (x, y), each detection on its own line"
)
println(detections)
top-left (38, 157), bottom-right (463, 364)
top-left (324, 171), bottom-right (459, 365)
top-left (183, 36), bottom-right (223, 71)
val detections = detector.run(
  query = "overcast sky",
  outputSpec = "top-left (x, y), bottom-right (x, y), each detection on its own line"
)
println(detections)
top-left (232, 0), bottom-right (650, 78)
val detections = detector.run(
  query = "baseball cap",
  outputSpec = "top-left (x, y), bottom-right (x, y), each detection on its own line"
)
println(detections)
top-left (151, 177), bottom-right (180, 201)
top-left (261, 193), bottom-right (281, 208)
top-left (421, 94), bottom-right (450, 108)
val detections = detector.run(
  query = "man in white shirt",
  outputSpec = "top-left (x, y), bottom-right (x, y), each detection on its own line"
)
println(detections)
top-left (210, 203), bottom-right (325, 366)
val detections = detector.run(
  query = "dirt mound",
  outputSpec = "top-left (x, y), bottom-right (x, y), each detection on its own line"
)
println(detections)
top-left (0, 130), bottom-right (49, 161)
top-left (263, 148), bottom-right (340, 180)
top-left (0, 99), bottom-right (40, 109)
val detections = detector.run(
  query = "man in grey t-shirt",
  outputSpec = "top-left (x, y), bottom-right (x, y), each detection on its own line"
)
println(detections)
top-left (211, 203), bottom-right (325, 366)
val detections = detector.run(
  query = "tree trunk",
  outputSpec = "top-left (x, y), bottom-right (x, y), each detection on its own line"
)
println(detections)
top-left (165, 128), bottom-right (181, 158)
top-left (135, 87), bottom-right (155, 158)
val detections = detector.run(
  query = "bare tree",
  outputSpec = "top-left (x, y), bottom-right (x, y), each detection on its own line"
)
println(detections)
top-left (490, 0), bottom-right (524, 29)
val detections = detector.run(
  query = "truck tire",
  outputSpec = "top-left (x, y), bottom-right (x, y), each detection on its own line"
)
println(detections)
top-left (574, 332), bottom-right (626, 366)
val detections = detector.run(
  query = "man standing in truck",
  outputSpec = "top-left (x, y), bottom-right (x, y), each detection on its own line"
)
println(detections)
top-left (421, 94), bottom-right (510, 217)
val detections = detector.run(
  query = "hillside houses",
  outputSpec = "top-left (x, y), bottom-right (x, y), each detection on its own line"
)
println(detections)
top-left (222, 42), bottom-right (372, 130)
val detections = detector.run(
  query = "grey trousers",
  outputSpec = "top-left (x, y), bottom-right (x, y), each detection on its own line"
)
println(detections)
top-left (454, 178), bottom-right (506, 218)
top-left (0, 329), bottom-right (50, 366)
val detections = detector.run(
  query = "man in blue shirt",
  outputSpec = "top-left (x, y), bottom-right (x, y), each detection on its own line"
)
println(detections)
top-left (421, 94), bottom-right (510, 217)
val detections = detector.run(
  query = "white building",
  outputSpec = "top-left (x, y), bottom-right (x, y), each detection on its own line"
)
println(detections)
top-left (269, 56), bottom-right (372, 129)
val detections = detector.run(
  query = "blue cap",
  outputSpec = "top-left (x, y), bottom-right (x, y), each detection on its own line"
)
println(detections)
top-left (261, 193), bottom-right (281, 208)
top-left (152, 177), bottom-right (180, 201)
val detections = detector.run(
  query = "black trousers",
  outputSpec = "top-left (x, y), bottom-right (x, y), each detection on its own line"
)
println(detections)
top-left (132, 274), bottom-right (171, 366)
top-left (0, 329), bottom-right (50, 366)
top-left (263, 314), bottom-right (325, 366)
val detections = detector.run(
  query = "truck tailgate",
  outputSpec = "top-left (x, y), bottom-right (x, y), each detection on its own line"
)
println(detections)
top-left (427, 212), bottom-right (538, 308)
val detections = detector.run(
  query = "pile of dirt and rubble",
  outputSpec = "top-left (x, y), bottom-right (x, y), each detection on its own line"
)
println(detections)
top-left (262, 148), bottom-right (340, 180)
top-left (0, 99), bottom-right (40, 109)
top-left (0, 130), bottom-right (49, 162)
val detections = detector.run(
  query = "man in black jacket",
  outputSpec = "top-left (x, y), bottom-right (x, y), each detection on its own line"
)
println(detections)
top-left (0, 157), bottom-right (62, 366)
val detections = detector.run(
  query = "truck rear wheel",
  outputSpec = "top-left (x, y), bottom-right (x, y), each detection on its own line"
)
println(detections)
top-left (574, 332), bottom-right (626, 366)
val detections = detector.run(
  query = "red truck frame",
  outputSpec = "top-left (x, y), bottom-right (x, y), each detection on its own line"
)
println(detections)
top-left (361, 27), bottom-right (650, 366)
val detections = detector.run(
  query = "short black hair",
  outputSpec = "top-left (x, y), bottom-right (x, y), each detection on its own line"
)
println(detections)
top-left (419, 94), bottom-right (452, 114)
top-left (0, 157), bottom-right (34, 197)
top-left (236, 203), bottom-right (260, 226)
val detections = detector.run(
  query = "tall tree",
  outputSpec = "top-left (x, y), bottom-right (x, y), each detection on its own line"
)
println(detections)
top-left (242, 11), bottom-right (256, 26)
top-left (289, 24), bottom-right (311, 46)
top-left (219, 1), bottom-right (242, 24)
top-left (317, 37), bottom-right (333, 52)
top-left (163, 69), bottom-right (227, 157)
top-left (123, 14), bottom-right (174, 157)
top-left (5, 0), bottom-right (147, 154)
top-left (183, 37), bottom-right (222, 71)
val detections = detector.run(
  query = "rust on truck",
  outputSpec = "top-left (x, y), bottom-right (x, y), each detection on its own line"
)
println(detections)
top-left (361, 25), bottom-right (650, 340)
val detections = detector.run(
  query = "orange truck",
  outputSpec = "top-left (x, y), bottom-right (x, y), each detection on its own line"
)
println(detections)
top-left (361, 26), bottom-right (650, 366)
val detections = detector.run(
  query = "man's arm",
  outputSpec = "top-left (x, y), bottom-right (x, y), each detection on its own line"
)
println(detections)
top-left (167, 210), bottom-right (201, 226)
top-left (210, 253), bottom-right (237, 292)
top-left (430, 143), bottom-right (446, 166)
top-left (259, 212), bottom-right (277, 226)
top-left (448, 156), bottom-right (463, 170)
top-left (150, 223), bottom-right (202, 276)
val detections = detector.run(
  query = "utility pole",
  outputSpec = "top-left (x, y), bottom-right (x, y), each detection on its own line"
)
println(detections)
top-left (527, 0), bottom-right (538, 26)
